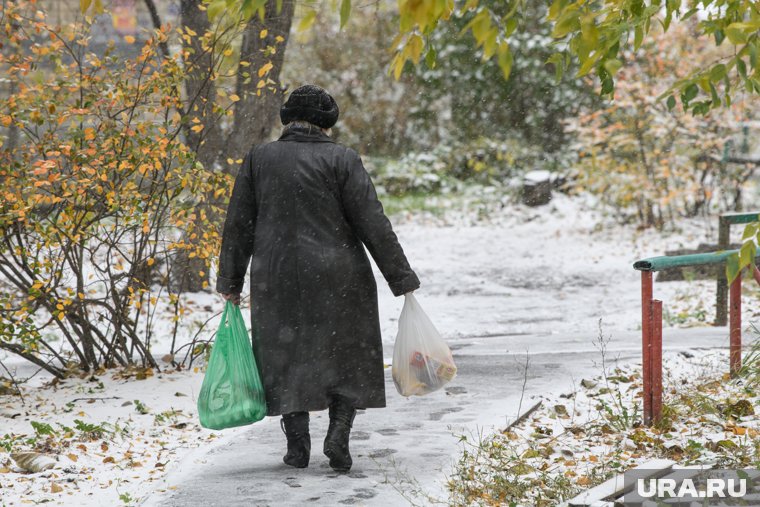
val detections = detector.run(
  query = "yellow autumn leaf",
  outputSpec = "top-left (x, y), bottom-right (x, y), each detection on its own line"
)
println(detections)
top-left (260, 29), bottom-right (268, 39)
top-left (190, 124), bottom-right (204, 133)
top-left (124, 35), bottom-right (135, 44)
top-left (258, 61), bottom-right (273, 77)
top-left (257, 80), bottom-right (266, 89)
top-left (229, 94), bottom-right (240, 102)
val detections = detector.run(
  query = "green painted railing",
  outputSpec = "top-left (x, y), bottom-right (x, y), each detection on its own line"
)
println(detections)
top-left (719, 212), bottom-right (760, 226)
top-left (633, 250), bottom-right (739, 272)
top-left (717, 212), bottom-right (760, 325)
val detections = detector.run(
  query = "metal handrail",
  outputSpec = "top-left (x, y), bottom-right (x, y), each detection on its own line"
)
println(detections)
top-left (717, 212), bottom-right (760, 325)
top-left (633, 250), bottom-right (739, 272)
top-left (719, 212), bottom-right (760, 225)
top-left (634, 246), bottom-right (752, 426)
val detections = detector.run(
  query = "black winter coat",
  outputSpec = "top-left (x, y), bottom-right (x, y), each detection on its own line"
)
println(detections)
top-left (215, 125), bottom-right (420, 416)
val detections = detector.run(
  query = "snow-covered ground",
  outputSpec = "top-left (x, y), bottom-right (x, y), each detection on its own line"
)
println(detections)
top-left (1, 194), bottom-right (757, 506)
top-left (448, 346), bottom-right (760, 506)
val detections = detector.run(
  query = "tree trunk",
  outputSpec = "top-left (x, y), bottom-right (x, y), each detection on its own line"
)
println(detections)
top-left (180, 0), bottom-right (227, 172)
top-left (227, 0), bottom-right (296, 163)
top-left (168, 0), bottom-right (295, 293)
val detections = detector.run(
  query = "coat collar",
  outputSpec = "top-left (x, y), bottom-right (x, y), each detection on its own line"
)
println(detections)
top-left (278, 125), bottom-right (335, 143)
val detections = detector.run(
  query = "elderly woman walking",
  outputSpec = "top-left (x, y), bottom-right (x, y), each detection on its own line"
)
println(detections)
top-left (215, 85), bottom-right (420, 472)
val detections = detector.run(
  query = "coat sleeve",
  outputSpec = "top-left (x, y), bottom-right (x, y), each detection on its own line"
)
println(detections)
top-left (339, 149), bottom-right (420, 297)
top-left (215, 151), bottom-right (257, 294)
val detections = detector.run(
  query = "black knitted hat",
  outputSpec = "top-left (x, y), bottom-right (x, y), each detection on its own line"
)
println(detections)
top-left (280, 85), bottom-right (339, 129)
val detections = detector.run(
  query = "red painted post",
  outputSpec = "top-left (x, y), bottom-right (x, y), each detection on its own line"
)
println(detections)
top-left (730, 272), bottom-right (742, 376)
top-left (641, 271), bottom-right (653, 426)
top-left (651, 300), bottom-right (663, 425)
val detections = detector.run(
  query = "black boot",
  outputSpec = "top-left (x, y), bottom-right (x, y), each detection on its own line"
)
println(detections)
top-left (323, 397), bottom-right (356, 472)
top-left (281, 411), bottom-right (310, 468)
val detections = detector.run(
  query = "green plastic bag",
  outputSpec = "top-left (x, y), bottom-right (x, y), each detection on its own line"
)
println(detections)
top-left (198, 302), bottom-right (266, 429)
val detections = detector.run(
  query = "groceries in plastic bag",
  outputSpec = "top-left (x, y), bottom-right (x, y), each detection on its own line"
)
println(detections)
top-left (198, 301), bottom-right (266, 429)
top-left (392, 293), bottom-right (457, 396)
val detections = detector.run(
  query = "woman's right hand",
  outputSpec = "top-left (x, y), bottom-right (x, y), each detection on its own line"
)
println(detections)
top-left (220, 292), bottom-right (241, 305)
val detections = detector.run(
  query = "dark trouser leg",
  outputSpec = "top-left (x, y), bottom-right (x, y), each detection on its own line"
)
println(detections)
top-left (281, 411), bottom-right (310, 468)
top-left (323, 395), bottom-right (356, 472)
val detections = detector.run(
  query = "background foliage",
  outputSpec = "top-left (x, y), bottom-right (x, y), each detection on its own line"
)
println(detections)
top-left (569, 22), bottom-right (760, 230)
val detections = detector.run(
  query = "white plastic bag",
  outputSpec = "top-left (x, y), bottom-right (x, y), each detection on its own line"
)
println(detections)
top-left (392, 293), bottom-right (457, 396)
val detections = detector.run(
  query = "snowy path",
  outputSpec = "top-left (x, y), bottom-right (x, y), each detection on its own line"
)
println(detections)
top-left (147, 331), bottom-right (729, 507)
top-left (146, 198), bottom-right (742, 506)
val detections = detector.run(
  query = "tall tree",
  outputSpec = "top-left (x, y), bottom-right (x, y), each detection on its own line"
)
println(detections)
top-left (138, 0), bottom-right (295, 291)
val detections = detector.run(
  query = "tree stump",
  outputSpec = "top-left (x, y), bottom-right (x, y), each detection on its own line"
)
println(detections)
top-left (522, 170), bottom-right (552, 206)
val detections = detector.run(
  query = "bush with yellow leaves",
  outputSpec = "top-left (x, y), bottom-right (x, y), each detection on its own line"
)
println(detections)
top-left (0, 1), bottom-right (230, 375)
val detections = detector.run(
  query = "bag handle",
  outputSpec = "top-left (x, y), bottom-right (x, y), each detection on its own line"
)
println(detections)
top-left (223, 300), bottom-right (249, 332)
top-left (220, 301), bottom-right (234, 328)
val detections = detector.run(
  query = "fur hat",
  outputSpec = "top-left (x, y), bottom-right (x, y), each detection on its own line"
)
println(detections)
top-left (280, 85), bottom-right (339, 129)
